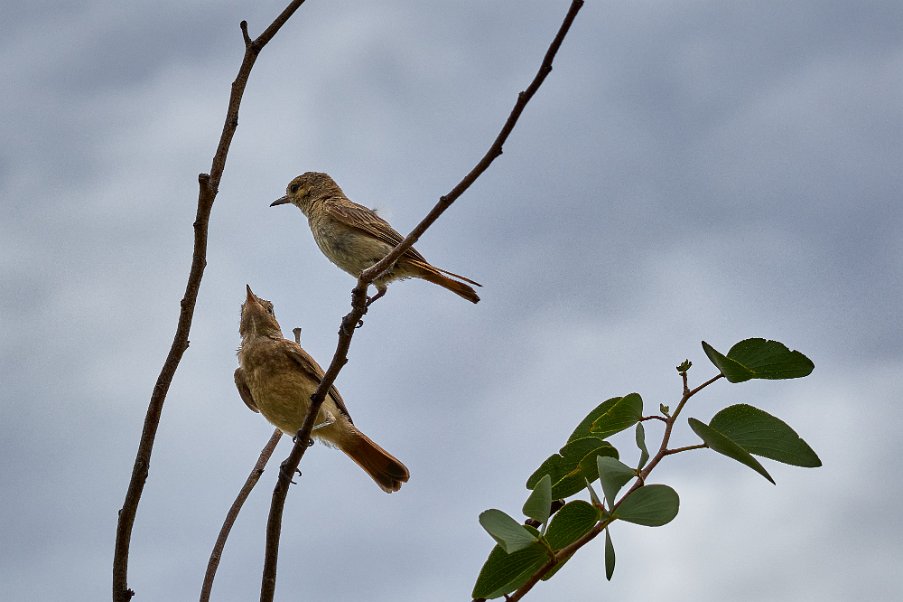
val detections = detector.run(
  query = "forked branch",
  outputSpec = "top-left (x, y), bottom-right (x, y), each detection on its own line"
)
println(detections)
top-left (112, 3), bottom-right (308, 601)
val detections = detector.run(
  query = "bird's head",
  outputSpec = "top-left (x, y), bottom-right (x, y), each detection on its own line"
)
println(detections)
top-left (271, 172), bottom-right (343, 214)
top-left (239, 285), bottom-right (283, 338)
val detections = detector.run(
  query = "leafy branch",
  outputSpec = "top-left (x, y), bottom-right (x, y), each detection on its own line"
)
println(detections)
top-left (472, 338), bottom-right (821, 600)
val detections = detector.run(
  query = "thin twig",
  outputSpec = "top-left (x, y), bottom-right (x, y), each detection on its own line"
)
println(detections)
top-left (360, 0), bottom-right (585, 285)
top-left (662, 443), bottom-right (708, 456)
top-left (259, 1), bottom-right (585, 600)
top-left (200, 429), bottom-right (282, 602)
top-left (111, 3), bottom-right (308, 601)
top-left (202, 330), bottom-right (298, 601)
top-left (640, 415), bottom-right (668, 423)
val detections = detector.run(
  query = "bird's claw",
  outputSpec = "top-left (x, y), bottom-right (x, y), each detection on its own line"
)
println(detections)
top-left (279, 461), bottom-right (302, 484)
top-left (365, 288), bottom-right (387, 306)
top-left (340, 318), bottom-right (364, 335)
top-left (291, 434), bottom-right (314, 447)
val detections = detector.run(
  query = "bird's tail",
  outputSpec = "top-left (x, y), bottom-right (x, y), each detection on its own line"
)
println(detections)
top-left (410, 260), bottom-right (481, 303)
top-left (343, 430), bottom-right (410, 493)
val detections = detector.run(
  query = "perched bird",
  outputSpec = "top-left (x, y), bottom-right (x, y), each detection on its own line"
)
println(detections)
top-left (235, 285), bottom-right (409, 493)
top-left (271, 172), bottom-right (481, 304)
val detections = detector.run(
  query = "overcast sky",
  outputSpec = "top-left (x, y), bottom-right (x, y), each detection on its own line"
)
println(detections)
top-left (2, 1), bottom-right (901, 600)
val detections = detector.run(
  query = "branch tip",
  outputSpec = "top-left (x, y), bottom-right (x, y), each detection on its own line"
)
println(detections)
top-left (240, 20), bottom-right (252, 47)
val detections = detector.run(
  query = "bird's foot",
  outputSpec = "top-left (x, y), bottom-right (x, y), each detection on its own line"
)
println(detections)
top-left (291, 434), bottom-right (314, 447)
top-left (340, 316), bottom-right (364, 335)
top-left (365, 287), bottom-right (387, 306)
top-left (279, 460), bottom-right (302, 484)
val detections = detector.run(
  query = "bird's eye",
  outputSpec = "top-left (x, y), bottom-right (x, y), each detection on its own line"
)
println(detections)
top-left (289, 183), bottom-right (300, 194)
top-left (264, 302), bottom-right (275, 315)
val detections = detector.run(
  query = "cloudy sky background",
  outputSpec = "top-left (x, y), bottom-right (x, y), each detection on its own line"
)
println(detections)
top-left (2, 0), bottom-right (901, 600)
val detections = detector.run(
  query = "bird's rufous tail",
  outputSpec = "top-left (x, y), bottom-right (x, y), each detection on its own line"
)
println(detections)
top-left (411, 260), bottom-right (481, 303)
top-left (343, 431), bottom-right (410, 493)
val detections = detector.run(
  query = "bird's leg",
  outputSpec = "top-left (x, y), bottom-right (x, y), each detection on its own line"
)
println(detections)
top-left (312, 410), bottom-right (336, 432)
top-left (366, 283), bottom-right (388, 306)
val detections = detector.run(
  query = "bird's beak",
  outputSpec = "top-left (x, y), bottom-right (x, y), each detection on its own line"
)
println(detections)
top-left (270, 195), bottom-right (290, 207)
top-left (245, 284), bottom-right (256, 303)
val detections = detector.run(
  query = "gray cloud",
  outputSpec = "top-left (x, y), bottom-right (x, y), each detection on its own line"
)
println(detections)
top-left (2, 1), bottom-right (901, 600)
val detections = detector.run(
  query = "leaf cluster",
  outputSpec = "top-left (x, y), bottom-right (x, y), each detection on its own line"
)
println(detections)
top-left (472, 338), bottom-right (820, 600)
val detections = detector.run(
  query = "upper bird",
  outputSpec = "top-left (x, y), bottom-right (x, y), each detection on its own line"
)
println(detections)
top-left (235, 285), bottom-right (409, 492)
top-left (271, 172), bottom-right (481, 304)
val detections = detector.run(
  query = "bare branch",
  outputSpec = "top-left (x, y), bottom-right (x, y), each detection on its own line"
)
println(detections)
top-left (360, 0), bottom-right (585, 286)
top-left (112, 3), bottom-right (308, 601)
top-left (259, 0), bottom-right (585, 599)
top-left (200, 430), bottom-right (282, 602)
top-left (260, 293), bottom-right (365, 602)
top-left (240, 21), bottom-right (252, 48)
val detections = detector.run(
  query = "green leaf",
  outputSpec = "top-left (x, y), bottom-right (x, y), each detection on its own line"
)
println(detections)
top-left (568, 397), bottom-right (622, 442)
top-left (589, 393), bottom-right (644, 439)
top-left (527, 438), bottom-right (618, 498)
top-left (545, 501), bottom-right (601, 550)
top-left (479, 509), bottom-right (538, 553)
top-left (538, 501), bottom-right (601, 581)
top-left (604, 527), bottom-right (615, 581)
top-left (702, 339), bottom-right (814, 383)
top-left (614, 484), bottom-right (680, 526)
top-left (710, 404), bottom-right (821, 467)
top-left (597, 456), bottom-right (636, 509)
top-left (688, 418), bottom-right (775, 483)
top-left (635, 422), bottom-right (650, 470)
top-left (702, 341), bottom-right (755, 382)
top-left (727, 338), bottom-right (814, 380)
top-left (585, 478), bottom-right (602, 507)
top-left (523, 474), bottom-right (553, 525)
top-left (577, 443), bottom-right (621, 484)
top-left (471, 541), bottom-right (549, 599)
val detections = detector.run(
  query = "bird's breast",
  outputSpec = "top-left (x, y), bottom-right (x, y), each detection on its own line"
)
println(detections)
top-left (308, 216), bottom-right (394, 277)
top-left (240, 345), bottom-right (316, 434)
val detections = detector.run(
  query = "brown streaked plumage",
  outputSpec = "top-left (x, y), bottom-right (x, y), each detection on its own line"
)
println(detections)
top-left (271, 172), bottom-right (481, 304)
top-left (235, 285), bottom-right (409, 493)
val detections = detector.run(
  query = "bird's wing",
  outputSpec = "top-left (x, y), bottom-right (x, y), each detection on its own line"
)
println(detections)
top-left (324, 199), bottom-right (429, 264)
top-left (283, 341), bottom-right (353, 422)
top-left (405, 258), bottom-right (483, 287)
top-left (234, 367), bottom-right (259, 413)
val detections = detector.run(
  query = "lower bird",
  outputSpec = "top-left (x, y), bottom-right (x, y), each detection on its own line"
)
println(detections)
top-left (271, 172), bottom-right (481, 304)
top-left (235, 285), bottom-right (409, 492)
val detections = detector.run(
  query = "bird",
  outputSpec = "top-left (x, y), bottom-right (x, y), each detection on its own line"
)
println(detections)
top-left (270, 172), bottom-right (481, 304)
top-left (235, 285), bottom-right (409, 493)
